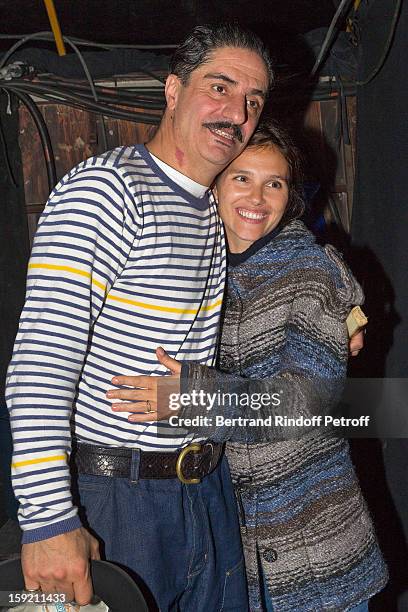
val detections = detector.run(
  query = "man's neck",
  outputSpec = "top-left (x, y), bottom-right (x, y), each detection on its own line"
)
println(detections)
top-left (148, 150), bottom-right (208, 198)
top-left (147, 123), bottom-right (214, 187)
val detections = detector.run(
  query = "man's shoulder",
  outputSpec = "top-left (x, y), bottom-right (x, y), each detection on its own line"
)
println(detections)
top-left (58, 144), bottom-right (162, 188)
top-left (77, 144), bottom-right (153, 176)
top-left (46, 145), bottom-right (157, 213)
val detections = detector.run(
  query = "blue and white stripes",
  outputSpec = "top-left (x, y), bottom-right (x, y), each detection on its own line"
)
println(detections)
top-left (6, 145), bottom-right (226, 542)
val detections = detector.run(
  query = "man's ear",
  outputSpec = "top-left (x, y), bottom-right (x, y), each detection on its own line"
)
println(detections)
top-left (165, 74), bottom-right (182, 111)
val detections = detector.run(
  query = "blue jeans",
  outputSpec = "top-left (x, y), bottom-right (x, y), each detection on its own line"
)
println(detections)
top-left (77, 454), bottom-right (248, 612)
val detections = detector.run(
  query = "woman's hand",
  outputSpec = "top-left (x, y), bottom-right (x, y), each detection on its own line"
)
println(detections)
top-left (349, 330), bottom-right (365, 357)
top-left (106, 347), bottom-right (182, 422)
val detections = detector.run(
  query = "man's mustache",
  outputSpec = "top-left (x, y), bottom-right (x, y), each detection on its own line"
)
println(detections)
top-left (203, 122), bottom-right (243, 143)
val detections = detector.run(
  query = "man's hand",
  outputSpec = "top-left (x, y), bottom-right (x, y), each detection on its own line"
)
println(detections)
top-left (349, 329), bottom-right (365, 357)
top-left (22, 527), bottom-right (100, 605)
top-left (107, 347), bottom-right (181, 422)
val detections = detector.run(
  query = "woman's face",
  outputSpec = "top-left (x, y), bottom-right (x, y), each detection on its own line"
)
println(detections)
top-left (215, 145), bottom-right (290, 253)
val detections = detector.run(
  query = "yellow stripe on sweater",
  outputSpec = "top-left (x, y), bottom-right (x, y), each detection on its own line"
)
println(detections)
top-left (28, 263), bottom-right (222, 314)
top-left (12, 454), bottom-right (67, 468)
top-left (107, 294), bottom-right (223, 315)
top-left (28, 263), bottom-right (106, 291)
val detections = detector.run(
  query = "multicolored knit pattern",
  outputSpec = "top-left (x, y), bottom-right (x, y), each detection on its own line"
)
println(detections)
top-left (186, 220), bottom-right (388, 611)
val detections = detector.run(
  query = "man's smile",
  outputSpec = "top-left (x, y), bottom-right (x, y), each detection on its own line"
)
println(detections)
top-left (210, 127), bottom-right (235, 142)
top-left (203, 121), bottom-right (244, 146)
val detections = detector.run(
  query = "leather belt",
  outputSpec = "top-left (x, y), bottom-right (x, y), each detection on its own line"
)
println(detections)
top-left (73, 441), bottom-right (224, 484)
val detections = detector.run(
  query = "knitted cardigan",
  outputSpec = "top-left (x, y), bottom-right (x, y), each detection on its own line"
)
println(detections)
top-left (182, 220), bottom-right (388, 611)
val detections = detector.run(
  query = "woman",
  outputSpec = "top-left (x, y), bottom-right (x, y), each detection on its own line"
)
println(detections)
top-left (108, 120), bottom-right (387, 611)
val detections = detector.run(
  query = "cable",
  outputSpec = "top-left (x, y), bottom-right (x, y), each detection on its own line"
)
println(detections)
top-left (0, 33), bottom-right (178, 49)
top-left (0, 31), bottom-right (168, 87)
top-left (59, 35), bottom-right (108, 148)
top-left (0, 31), bottom-right (53, 70)
top-left (61, 36), bottom-right (99, 100)
top-left (28, 80), bottom-right (165, 109)
top-left (132, 69), bottom-right (166, 85)
top-left (0, 77), bottom-right (165, 108)
top-left (311, 0), bottom-right (355, 77)
top-left (37, 77), bottom-right (165, 100)
top-left (0, 31), bottom-right (141, 147)
top-left (0, 33), bottom-right (166, 195)
top-left (0, 33), bottom-right (99, 93)
top-left (9, 88), bottom-right (57, 191)
top-left (0, 109), bottom-right (17, 186)
top-left (2, 81), bottom-right (162, 124)
top-left (355, 0), bottom-right (402, 86)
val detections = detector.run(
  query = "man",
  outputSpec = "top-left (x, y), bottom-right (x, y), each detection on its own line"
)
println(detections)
top-left (6, 23), bottom-right (271, 611)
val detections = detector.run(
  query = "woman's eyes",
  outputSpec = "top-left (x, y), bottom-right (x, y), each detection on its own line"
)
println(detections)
top-left (232, 176), bottom-right (283, 189)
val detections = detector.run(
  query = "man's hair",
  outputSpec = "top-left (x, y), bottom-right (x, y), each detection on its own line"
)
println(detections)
top-left (246, 118), bottom-right (305, 224)
top-left (170, 23), bottom-right (273, 89)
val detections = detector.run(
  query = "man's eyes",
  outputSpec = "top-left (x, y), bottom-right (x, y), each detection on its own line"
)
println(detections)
top-left (233, 175), bottom-right (248, 183)
top-left (212, 84), bottom-right (226, 94)
top-left (247, 99), bottom-right (261, 110)
top-left (210, 85), bottom-right (262, 110)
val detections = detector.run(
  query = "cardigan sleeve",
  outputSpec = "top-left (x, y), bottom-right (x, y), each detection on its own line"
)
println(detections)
top-left (178, 245), bottom-right (364, 443)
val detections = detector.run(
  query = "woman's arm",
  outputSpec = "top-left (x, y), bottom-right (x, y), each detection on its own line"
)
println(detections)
top-left (108, 246), bottom-right (363, 443)
top-left (171, 245), bottom-right (363, 442)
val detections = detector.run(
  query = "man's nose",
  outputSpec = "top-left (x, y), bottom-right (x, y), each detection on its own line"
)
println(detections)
top-left (224, 94), bottom-right (247, 126)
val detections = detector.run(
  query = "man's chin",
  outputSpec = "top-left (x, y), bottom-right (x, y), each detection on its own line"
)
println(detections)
top-left (206, 144), bottom-right (245, 168)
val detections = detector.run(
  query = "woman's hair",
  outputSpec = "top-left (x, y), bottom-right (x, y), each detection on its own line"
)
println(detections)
top-left (246, 118), bottom-right (305, 224)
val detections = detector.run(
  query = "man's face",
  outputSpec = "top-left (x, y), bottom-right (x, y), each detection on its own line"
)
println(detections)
top-left (165, 46), bottom-right (269, 184)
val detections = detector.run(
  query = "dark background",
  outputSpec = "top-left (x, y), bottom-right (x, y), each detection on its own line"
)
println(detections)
top-left (1, 1), bottom-right (407, 610)
top-left (0, 0), bottom-right (336, 44)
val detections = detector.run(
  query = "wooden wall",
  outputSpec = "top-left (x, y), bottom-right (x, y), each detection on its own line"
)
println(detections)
top-left (18, 88), bottom-right (356, 242)
top-left (19, 102), bottom-right (158, 242)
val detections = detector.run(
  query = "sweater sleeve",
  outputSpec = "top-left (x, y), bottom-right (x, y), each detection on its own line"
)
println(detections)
top-left (179, 246), bottom-right (364, 443)
top-left (5, 165), bottom-right (136, 543)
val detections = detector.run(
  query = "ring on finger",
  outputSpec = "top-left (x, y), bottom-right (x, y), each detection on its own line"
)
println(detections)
top-left (145, 400), bottom-right (155, 414)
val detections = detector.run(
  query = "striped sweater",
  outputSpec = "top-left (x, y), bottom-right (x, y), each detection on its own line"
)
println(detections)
top-left (184, 221), bottom-right (388, 611)
top-left (6, 144), bottom-right (225, 543)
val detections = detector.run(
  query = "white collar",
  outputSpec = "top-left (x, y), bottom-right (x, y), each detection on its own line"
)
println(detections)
top-left (149, 152), bottom-right (209, 198)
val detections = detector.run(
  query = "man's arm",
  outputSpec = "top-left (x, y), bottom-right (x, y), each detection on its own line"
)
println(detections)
top-left (6, 164), bottom-right (133, 598)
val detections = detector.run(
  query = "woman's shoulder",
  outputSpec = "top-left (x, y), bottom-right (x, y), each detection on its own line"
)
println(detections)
top-left (272, 220), bottom-right (364, 306)
top-left (276, 220), bottom-right (334, 264)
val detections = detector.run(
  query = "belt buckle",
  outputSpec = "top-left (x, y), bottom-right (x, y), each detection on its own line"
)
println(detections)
top-left (176, 443), bottom-right (201, 484)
